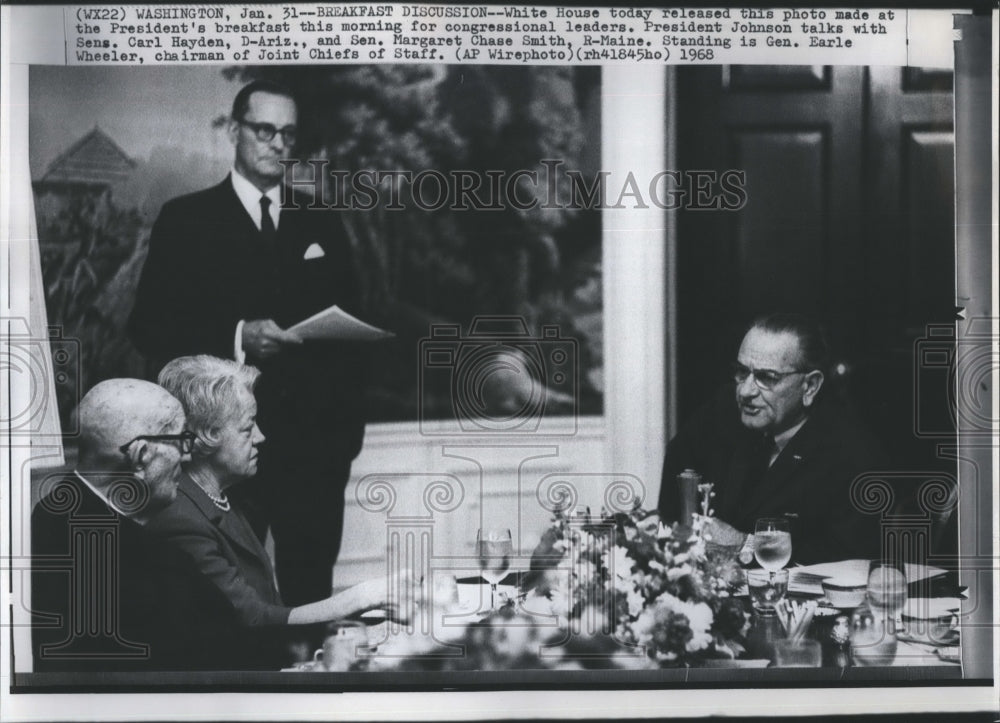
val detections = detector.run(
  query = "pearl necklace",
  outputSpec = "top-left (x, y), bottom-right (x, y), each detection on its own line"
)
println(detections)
top-left (204, 488), bottom-right (231, 512)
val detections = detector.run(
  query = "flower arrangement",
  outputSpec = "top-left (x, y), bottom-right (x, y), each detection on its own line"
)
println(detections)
top-left (371, 486), bottom-right (751, 672)
top-left (527, 488), bottom-right (751, 667)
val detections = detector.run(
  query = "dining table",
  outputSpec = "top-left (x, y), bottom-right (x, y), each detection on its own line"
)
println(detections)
top-left (11, 561), bottom-right (969, 703)
top-left (281, 558), bottom-right (964, 680)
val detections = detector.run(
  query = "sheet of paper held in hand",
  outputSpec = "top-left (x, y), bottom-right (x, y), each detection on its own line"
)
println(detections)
top-left (288, 305), bottom-right (394, 342)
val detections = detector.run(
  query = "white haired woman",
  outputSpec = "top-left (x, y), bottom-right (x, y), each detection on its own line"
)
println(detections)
top-left (148, 355), bottom-right (409, 639)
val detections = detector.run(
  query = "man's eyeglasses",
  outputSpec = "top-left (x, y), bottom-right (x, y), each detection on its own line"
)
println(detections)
top-left (237, 119), bottom-right (297, 146)
top-left (731, 362), bottom-right (808, 391)
top-left (119, 431), bottom-right (197, 456)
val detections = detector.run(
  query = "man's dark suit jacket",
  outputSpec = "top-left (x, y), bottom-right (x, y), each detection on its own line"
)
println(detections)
top-left (147, 473), bottom-right (292, 627)
top-left (128, 177), bottom-right (366, 464)
top-left (31, 474), bottom-right (270, 671)
top-left (657, 385), bottom-right (886, 565)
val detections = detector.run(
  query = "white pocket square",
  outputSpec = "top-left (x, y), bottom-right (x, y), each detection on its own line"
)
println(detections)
top-left (303, 243), bottom-right (326, 260)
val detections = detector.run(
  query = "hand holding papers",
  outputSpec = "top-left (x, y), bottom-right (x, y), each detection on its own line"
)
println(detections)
top-left (242, 318), bottom-right (304, 361)
top-left (288, 305), bottom-right (394, 342)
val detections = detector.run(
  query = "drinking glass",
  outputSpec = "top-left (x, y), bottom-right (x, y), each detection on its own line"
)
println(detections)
top-left (850, 603), bottom-right (899, 666)
top-left (747, 568), bottom-right (788, 616)
top-left (851, 561), bottom-right (907, 666)
top-left (476, 528), bottom-right (513, 610)
top-left (754, 517), bottom-right (792, 576)
top-left (773, 638), bottom-right (822, 667)
top-left (866, 560), bottom-right (908, 623)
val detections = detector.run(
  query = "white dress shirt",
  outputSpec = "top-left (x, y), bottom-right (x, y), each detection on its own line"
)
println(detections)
top-left (230, 168), bottom-right (282, 231)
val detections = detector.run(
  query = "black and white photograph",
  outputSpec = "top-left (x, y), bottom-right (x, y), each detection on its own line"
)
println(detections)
top-left (0, 3), bottom-right (996, 721)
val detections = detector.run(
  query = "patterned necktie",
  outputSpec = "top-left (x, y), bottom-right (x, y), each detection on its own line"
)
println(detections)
top-left (259, 195), bottom-right (276, 247)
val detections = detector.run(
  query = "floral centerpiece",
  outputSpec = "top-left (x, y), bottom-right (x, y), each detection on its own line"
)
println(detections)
top-left (367, 486), bottom-right (751, 672)
top-left (526, 490), bottom-right (751, 667)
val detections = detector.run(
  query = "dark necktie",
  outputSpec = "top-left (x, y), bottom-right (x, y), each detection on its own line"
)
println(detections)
top-left (259, 195), bottom-right (276, 247)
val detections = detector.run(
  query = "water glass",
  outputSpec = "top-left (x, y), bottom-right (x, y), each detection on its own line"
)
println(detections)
top-left (747, 568), bottom-right (788, 616)
top-left (476, 528), bottom-right (513, 610)
top-left (773, 638), bottom-right (822, 667)
top-left (754, 517), bottom-right (792, 573)
top-left (850, 602), bottom-right (898, 666)
top-left (867, 560), bottom-right (907, 625)
top-left (850, 560), bottom-right (907, 667)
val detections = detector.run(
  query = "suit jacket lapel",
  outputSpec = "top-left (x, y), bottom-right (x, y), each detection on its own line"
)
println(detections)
top-left (719, 430), bottom-right (769, 524)
top-left (177, 474), bottom-right (272, 566)
top-left (740, 415), bottom-right (821, 519)
top-left (216, 176), bottom-right (266, 243)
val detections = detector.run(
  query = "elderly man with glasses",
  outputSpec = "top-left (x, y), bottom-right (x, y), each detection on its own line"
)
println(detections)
top-left (31, 379), bottom-right (270, 671)
top-left (128, 79), bottom-right (368, 611)
top-left (657, 314), bottom-right (886, 565)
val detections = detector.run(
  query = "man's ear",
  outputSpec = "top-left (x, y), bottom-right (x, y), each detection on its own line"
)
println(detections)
top-left (227, 118), bottom-right (240, 146)
top-left (802, 370), bottom-right (825, 407)
top-left (125, 440), bottom-right (151, 479)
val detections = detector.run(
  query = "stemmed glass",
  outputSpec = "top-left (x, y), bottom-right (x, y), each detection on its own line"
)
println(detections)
top-left (476, 528), bottom-right (513, 610)
top-left (754, 517), bottom-right (792, 577)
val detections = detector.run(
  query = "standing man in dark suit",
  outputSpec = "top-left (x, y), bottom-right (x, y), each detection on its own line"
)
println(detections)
top-left (657, 314), bottom-right (886, 565)
top-left (128, 80), bottom-right (367, 606)
top-left (32, 379), bottom-right (264, 671)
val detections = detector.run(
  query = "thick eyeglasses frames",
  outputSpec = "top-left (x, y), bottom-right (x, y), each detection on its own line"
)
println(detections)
top-left (119, 431), bottom-right (197, 456)
top-left (731, 362), bottom-right (808, 391)
top-left (237, 119), bottom-right (297, 146)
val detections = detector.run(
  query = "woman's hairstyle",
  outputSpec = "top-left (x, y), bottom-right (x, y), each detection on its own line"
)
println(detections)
top-left (157, 356), bottom-right (261, 448)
